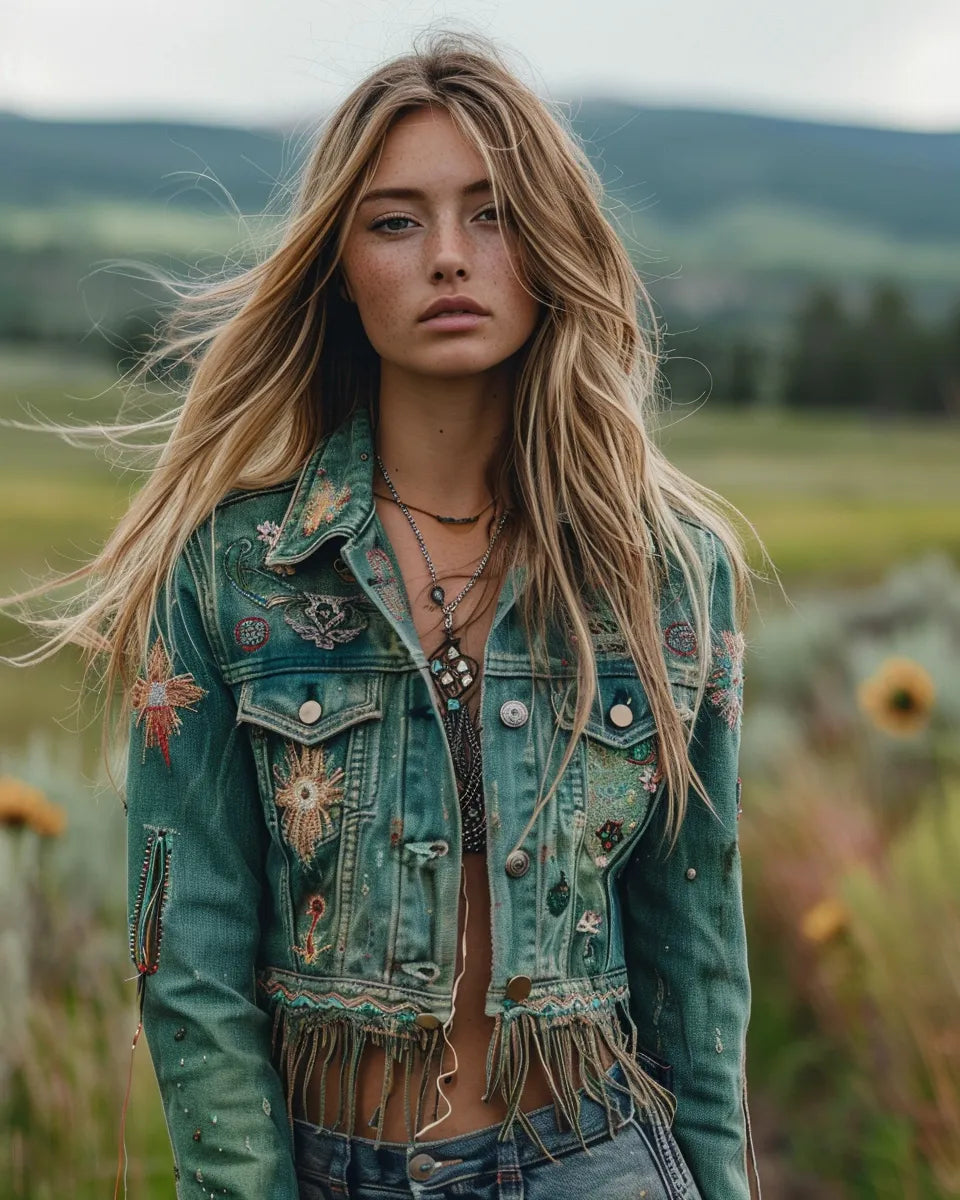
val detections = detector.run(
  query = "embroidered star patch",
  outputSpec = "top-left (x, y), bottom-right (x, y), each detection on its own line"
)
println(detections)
top-left (131, 636), bottom-right (207, 767)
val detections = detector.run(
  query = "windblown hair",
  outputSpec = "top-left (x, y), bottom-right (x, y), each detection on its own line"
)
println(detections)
top-left (0, 27), bottom-right (768, 847)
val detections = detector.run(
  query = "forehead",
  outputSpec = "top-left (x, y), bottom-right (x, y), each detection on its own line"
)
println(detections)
top-left (365, 108), bottom-right (490, 195)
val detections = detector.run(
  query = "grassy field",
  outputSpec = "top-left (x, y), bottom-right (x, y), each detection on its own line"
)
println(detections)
top-left (1, 344), bottom-right (959, 1198)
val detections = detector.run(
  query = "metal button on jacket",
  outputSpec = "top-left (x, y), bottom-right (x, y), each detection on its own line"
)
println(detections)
top-left (298, 699), bottom-right (323, 724)
top-left (608, 702), bottom-right (634, 728)
top-left (505, 974), bottom-right (532, 1002)
top-left (499, 699), bottom-right (529, 728)
top-left (685, 867), bottom-right (698, 881)
top-left (414, 1012), bottom-right (442, 1030)
top-left (504, 849), bottom-right (530, 878)
top-left (408, 1153), bottom-right (437, 1181)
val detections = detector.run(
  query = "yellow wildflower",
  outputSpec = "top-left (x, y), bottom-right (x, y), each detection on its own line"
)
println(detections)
top-left (801, 896), bottom-right (848, 943)
top-left (0, 776), bottom-right (67, 837)
top-left (856, 656), bottom-right (935, 737)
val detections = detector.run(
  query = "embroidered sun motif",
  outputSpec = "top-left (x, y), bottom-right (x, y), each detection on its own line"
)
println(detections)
top-left (131, 636), bottom-right (207, 767)
top-left (302, 470), bottom-right (351, 536)
top-left (707, 628), bottom-right (746, 731)
top-left (273, 743), bottom-right (346, 864)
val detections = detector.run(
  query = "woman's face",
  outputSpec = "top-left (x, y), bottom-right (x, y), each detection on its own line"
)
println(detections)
top-left (338, 106), bottom-right (542, 383)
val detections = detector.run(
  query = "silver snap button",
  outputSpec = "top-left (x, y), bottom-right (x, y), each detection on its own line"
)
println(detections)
top-left (608, 702), bottom-right (634, 728)
top-left (505, 849), bottom-right (530, 879)
top-left (298, 700), bottom-right (323, 724)
top-left (685, 867), bottom-right (697, 881)
top-left (499, 700), bottom-right (529, 728)
top-left (408, 1152), bottom-right (437, 1181)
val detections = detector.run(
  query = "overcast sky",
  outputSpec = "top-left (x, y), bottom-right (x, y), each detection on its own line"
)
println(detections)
top-left (3, 0), bottom-right (958, 132)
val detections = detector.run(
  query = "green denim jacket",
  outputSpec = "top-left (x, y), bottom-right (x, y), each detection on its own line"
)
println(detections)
top-left (125, 404), bottom-right (760, 1199)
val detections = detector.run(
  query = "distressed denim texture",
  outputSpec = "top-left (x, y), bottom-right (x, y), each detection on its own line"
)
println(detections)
top-left (124, 404), bottom-right (760, 1199)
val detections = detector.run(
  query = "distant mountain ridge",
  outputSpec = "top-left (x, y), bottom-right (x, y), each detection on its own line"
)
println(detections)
top-left (3, 103), bottom-right (958, 242)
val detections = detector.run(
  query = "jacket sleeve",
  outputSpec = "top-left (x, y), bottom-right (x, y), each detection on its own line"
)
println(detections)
top-left (619, 530), bottom-right (760, 1200)
top-left (124, 535), bottom-right (299, 1199)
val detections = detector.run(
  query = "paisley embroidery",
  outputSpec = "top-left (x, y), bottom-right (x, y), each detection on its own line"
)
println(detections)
top-left (707, 629), bottom-right (746, 731)
top-left (302, 469), bottom-right (351, 536)
top-left (131, 636), bottom-right (207, 766)
top-left (663, 620), bottom-right (698, 658)
top-left (273, 743), bottom-right (346, 864)
top-left (365, 546), bottom-right (408, 622)
top-left (224, 536), bottom-right (299, 608)
top-left (282, 593), bottom-right (368, 651)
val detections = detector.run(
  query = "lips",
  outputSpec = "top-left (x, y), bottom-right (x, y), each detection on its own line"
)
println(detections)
top-left (419, 296), bottom-right (489, 321)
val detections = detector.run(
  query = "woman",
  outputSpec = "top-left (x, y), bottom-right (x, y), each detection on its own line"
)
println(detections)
top-left (3, 29), bottom-right (763, 1200)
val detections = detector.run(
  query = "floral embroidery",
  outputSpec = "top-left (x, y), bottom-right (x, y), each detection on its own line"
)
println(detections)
top-left (664, 620), bottom-right (698, 658)
top-left (234, 616), bottom-right (270, 652)
top-left (273, 743), bottom-right (345, 864)
top-left (576, 910), bottom-right (602, 935)
top-left (584, 735), bottom-right (662, 866)
top-left (302, 469), bottom-right (351, 536)
top-left (625, 734), bottom-right (664, 787)
top-left (256, 520), bottom-right (295, 576)
top-left (282, 593), bottom-right (368, 651)
top-left (546, 871), bottom-right (571, 916)
top-left (131, 636), bottom-right (207, 766)
top-left (707, 628), bottom-right (746, 731)
top-left (366, 546), bottom-right (408, 621)
top-left (595, 818), bottom-right (624, 854)
top-left (293, 894), bottom-right (331, 965)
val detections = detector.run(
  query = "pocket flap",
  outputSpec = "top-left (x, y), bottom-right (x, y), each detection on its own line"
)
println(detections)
top-left (236, 671), bottom-right (381, 745)
top-left (552, 671), bottom-right (697, 750)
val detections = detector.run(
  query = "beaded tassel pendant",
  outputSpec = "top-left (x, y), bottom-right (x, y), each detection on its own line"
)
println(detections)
top-left (428, 636), bottom-right (485, 852)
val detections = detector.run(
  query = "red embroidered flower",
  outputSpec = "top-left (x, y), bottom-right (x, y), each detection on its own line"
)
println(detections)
top-left (131, 636), bottom-right (207, 767)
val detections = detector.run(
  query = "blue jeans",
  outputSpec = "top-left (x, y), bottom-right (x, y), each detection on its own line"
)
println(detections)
top-left (293, 1061), bottom-right (703, 1199)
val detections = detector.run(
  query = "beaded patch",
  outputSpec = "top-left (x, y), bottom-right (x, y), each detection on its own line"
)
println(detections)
top-left (282, 593), bottom-right (368, 651)
top-left (130, 828), bottom-right (171, 977)
top-left (302, 468), bottom-right (351, 536)
top-left (365, 546), bottom-right (408, 622)
top-left (273, 742), bottom-right (345, 864)
top-left (131, 636), bottom-right (207, 767)
top-left (293, 894), bottom-right (331, 965)
top-left (546, 871), bottom-right (571, 916)
top-left (234, 615), bottom-right (270, 652)
top-left (663, 620), bottom-right (698, 658)
top-left (707, 629), bottom-right (746, 731)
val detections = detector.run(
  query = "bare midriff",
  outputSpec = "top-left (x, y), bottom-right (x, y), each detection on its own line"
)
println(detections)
top-left (303, 505), bottom-right (614, 1141)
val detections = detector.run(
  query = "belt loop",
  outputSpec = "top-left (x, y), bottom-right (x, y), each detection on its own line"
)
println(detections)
top-left (496, 1128), bottom-right (524, 1200)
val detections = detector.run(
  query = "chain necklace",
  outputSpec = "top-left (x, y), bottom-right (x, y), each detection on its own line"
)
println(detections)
top-left (375, 453), bottom-right (511, 853)
top-left (372, 488), bottom-right (495, 525)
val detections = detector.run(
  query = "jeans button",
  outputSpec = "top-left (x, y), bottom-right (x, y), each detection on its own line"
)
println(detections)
top-left (505, 974), bottom-right (532, 1002)
top-left (505, 849), bottom-right (530, 878)
top-left (298, 699), bottom-right (323, 724)
top-left (499, 700), bottom-right (529, 728)
top-left (408, 1152), bottom-right (437, 1181)
top-left (607, 702), bottom-right (634, 728)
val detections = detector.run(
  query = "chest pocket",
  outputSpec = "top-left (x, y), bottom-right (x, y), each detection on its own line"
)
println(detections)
top-left (553, 668), bottom-right (698, 870)
top-left (235, 670), bottom-right (383, 868)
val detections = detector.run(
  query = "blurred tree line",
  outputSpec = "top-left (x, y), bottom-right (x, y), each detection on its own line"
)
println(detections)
top-left (662, 280), bottom-right (960, 417)
top-left (2, 263), bottom-right (958, 417)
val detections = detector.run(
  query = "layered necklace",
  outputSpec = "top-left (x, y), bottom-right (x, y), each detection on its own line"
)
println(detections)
top-left (375, 454), bottom-right (511, 853)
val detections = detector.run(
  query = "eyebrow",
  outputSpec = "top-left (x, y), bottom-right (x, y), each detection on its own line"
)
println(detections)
top-left (358, 177), bottom-right (493, 206)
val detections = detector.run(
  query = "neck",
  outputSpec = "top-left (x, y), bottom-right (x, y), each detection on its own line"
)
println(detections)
top-left (373, 368), bottom-right (513, 515)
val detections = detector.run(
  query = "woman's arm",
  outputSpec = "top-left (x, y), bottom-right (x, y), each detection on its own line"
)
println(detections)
top-left (125, 535), bottom-right (298, 1198)
top-left (619, 530), bottom-right (760, 1199)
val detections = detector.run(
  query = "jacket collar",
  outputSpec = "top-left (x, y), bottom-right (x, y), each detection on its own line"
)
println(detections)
top-left (263, 405), bottom-right (376, 567)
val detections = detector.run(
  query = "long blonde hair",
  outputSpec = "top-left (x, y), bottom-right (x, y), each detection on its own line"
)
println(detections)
top-left (0, 27), bottom-right (771, 848)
